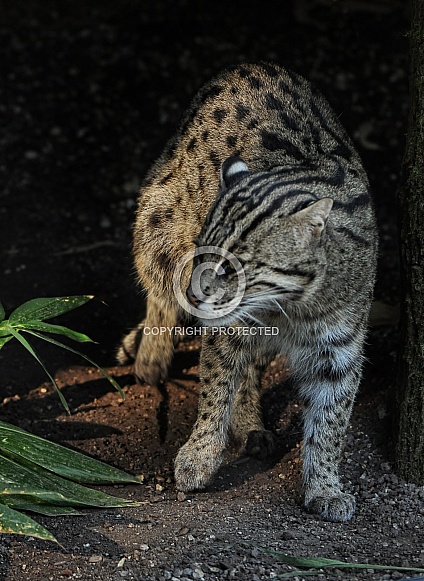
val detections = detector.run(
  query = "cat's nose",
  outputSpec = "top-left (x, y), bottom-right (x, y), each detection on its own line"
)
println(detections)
top-left (186, 288), bottom-right (200, 307)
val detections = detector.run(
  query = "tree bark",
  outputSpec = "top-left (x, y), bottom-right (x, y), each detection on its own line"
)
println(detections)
top-left (394, 0), bottom-right (424, 484)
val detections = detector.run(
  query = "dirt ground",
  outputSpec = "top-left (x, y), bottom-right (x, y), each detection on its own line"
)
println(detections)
top-left (1, 0), bottom-right (423, 579)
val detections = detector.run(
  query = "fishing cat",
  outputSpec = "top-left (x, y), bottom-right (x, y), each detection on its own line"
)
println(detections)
top-left (118, 62), bottom-right (377, 522)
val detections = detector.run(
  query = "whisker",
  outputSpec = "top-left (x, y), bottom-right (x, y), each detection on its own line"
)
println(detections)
top-left (272, 298), bottom-right (291, 324)
top-left (247, 284), bottom-right (302, 298)
top-left (234, 305), bottom-right (267, 327)
top-left (246, 289), bottom-right (281, 299)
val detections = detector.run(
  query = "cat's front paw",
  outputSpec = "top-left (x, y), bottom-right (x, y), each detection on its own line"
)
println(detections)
top-left (305, 491), bottom-right (356, 522)
top-left (245, 429), bottom-right (276, 457)
top-left (174, 439), bottom-right (224, 492)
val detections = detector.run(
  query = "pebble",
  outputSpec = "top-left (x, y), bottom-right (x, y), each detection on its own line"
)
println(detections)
top-left (88, 555), bottom-right (102, 563)
top-left (177, 526), bottom-right (190, 536)
top-left (163, 564), bottom-right (206, 580)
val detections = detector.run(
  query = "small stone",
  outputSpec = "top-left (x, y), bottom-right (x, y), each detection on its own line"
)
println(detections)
top-left (177, 491), bottom-right (187, 502)
top-left (177, 526), bottom-right (190, 536)
top-left (60, 570), bottom-right (72, 578)
top-left (89, 555), bottom-right (102, 563)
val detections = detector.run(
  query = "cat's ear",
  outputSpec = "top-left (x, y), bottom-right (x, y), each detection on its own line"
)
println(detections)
top-left (293, 198), bottom-right (333, 240)
top-left (220, 156), bottom-right (249, 189)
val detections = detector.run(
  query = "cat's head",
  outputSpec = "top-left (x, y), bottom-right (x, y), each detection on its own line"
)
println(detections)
top-left (186, 156), bottom-right (333, 326)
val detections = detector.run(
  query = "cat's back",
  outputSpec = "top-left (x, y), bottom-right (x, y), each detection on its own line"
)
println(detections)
top-left (143, 62), bottom-right (365, 202)
top-left (134, 63), bottom-right (372, 293)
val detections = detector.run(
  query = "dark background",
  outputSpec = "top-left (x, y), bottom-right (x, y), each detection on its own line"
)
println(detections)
top-left (0, 0), bottom-right (408, 393)
top-left (1, 4), bottom-right (423, 581)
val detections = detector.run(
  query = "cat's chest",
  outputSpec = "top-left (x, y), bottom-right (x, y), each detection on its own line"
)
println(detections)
top-left (235, 312), bottom-right (343, 360)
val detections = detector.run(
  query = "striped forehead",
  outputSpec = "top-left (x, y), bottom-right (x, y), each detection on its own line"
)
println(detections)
top-left (201, 171), bottom-right (318, 247)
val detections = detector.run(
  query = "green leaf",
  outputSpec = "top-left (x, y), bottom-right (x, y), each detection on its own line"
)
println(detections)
top-left (7, 328), bottom-right (70, 414)
top-left (3, 500), bottom-right (82, 517)
top-left (0, 421), bottom-right (141, 485)
top-left (0, 335), bottom-right (13, 349)
top-left (0, 500), bottom-right (58, 543)
top-left (25, 330), bottom-right (125, 400)
top-left (0, 453), bottom-right (140, 511)
top-left (0, 320), bottom-right (11, 337)
top-left (9, 296), bottom-right (93, 325)
top-left (16, 321), bottom-right (93, 343)
top-left (253, 547), bottom-right (424, 574)
top-left (0, 421), bottom-right (143, 543)
top-left (0, 301), bottom-right (4, 322)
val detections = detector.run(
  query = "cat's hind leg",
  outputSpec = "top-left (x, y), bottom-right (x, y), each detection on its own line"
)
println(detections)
top-left (117, 295), bottom-right (178, 386)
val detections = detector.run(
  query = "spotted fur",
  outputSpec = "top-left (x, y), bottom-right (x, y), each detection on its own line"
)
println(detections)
top-left (118, 63), bottom-right (378, 522)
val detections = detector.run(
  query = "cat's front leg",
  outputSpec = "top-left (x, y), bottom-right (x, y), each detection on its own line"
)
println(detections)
top-left (298, 356), bottom-right (361, 522)
top-left (230, 358), bottom-right (276, 457)
top-left (174, 332), bottom-right (240, 491)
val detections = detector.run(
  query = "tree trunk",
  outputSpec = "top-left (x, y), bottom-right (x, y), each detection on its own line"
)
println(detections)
top-left (394, 0), bottom-right (424, 484)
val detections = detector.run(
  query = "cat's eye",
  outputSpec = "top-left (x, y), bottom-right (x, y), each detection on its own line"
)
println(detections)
top-left (216, 260), bottom-right (237, 277)
top-left (290, 198), bottom-right (317, 215)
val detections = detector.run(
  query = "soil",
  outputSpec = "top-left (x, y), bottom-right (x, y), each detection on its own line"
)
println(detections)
top-left (1, 1), bottom-right (423, 580)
